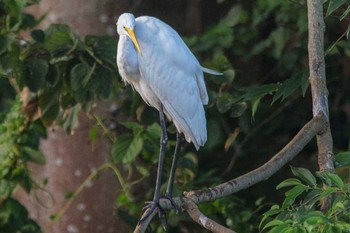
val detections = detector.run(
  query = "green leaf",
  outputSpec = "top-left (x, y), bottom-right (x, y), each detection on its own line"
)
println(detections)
top-left (301, 72), bottom-right (309, 97)
top-left (326, 0), bottom-right (347, 17)
top-left (89, 126), bottom-right (98, 142)
top-left (135, 164), bottom-right (150, 176)
top-left (335, 151), bottom-right (350, 167)
top-left (112, 135), bottom-right (143, 163)
top-left (251, 98), bottom-right (261, 119)
top-left (222, 5), bottom-right (243, 27)
top-left (70, 63), bottom-right (91, 91)
top-left (268, 224), bottom-right (290, 233)
top-left (0, 35), bottom-right (14, 56)
top-left (242, 84), bottom-right (278, 101)
top-left (260, 205), bottom-right (281, 230)
top-left (282, 185), bottom-right (307, 208)
top-left (0, 179), bottom-right (16, 199)
top-left (272, 76), bottom-right (299, 104)
top-left (303, 189), bottom-right (323, 207)
top-left (44, 24), bottom-right (76, 57)
top-left (38, 90), bottom-right (59, 125)
top-left (121, 121), bottom-right (144, 136)
top-left (145, 123), bottom-right (161, 140)
top-left (3, 0), bottom-right (26, 17)
top-left (222, 69), bottom-right (235, 83)
top-left (318, 171), bottom-right (344, 188)
top-left (86, 36), bottom-right (117, 66)
top-left (23, 146), bottom-right (46, 164)
top-left (62, 104), bottom-right (81, 133)
top-left (262, 219), bottom-right (284, 231)
top-left (290, 166), bottom-right (316, 185)
top-left (25, 59), bottom-right (49, 92)
top-left (319, 187), bottom-right (338, 199)
top-left (340, 5), bottom-right (350, 20)
top-left (304, 216), bottom-right (328, 225)
top-left (216, 92), bottom-right (238, 113)
top-left (31, 29), bottom-right (45, 43)
top-left (230, 102), bottom-right (247, 118)
top-left (276, 178), bottom-right (302, 190)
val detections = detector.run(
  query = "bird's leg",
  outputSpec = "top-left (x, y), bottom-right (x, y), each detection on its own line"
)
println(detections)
top-left (163, 132), bottom-right (184, 213)
top-left (139, 105), bottom-right (168, 223)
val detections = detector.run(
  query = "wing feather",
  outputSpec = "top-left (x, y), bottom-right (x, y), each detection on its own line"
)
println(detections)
top-left (135, 16), bottom-right (207, 148)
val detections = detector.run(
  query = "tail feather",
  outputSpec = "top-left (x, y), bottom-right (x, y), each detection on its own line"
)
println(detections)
top-left (201, 66), bottom-right (223, 75)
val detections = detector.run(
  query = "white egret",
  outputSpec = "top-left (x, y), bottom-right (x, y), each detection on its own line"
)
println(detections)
top-left (116, 13), bottom-right (221, 222)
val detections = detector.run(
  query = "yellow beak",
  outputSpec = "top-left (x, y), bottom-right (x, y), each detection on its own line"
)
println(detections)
top-left (125, 28), bottom-right (142, 55)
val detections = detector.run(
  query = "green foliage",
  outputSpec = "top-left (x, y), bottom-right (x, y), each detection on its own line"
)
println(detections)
top-left (0, 0), bottom-right (350, 232)
top-left (0, 0), bottom-right (119, 231)
top-left (260, 167), bottom-right (350, 233)
top-left (0, 99), bottom-right (45, 232)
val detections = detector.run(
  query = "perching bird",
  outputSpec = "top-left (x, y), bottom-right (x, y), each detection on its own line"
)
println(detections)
top-left (116, 13), bottom-right (221, 222)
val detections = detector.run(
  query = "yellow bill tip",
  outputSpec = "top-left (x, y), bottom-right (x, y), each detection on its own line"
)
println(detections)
top-left (125, 28), bottom-right (142, 55)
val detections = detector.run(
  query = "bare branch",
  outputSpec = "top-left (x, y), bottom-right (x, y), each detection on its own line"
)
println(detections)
top-left (185, 114), bottom-right (327, 203)
top-left (183, 198), bottom-right (236, 233)
top-left (307, 0), bottom-right (334, 173)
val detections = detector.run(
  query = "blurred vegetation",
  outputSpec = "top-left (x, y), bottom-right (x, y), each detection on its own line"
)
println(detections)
top-left (0, 0), bottom-right (350, 232)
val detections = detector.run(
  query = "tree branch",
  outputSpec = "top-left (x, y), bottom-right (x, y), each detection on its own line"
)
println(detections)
top-left (134, 114), bottom-right (327, 232)
top-left (183, 198), bottom-right (236, 233)
top-left (185, 114), bottom-right (326, 203)
top-left (307, 0), bottom-right (334, 210)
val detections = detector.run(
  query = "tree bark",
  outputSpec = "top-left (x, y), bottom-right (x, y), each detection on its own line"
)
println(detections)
top-left (306, 0), bottom-right (335, 210)
top-left (307, 0), bottom-right (334, 171)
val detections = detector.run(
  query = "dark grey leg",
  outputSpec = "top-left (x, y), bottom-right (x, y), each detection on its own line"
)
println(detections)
top-left (139, 105), bottom-right (168, 222)
top-left (164, 133), bottom-right (184, 210)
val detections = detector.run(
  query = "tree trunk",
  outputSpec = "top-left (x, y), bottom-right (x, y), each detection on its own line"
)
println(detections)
top-left (16, 1), bottom-right (130, 232)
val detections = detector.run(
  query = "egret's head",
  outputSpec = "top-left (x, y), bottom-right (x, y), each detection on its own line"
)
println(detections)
top-left (117, 13), bottom-right (142, 55)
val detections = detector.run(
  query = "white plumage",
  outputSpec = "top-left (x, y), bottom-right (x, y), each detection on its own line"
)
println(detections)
top-left (116, 13), bottom-right (220, 150)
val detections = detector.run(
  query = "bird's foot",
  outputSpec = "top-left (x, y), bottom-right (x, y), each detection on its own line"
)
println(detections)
top-left (162, 193), bottom-right (180, 214)
top-left (139, 200), bottom-right (166, 225)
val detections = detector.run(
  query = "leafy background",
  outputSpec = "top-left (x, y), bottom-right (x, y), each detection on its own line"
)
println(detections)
top-left (0, 0), bottom-right (350, 232)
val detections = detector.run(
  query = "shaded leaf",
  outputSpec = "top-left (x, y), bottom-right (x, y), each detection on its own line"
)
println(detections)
top-left (3, 0), bottom-right (26, 17)
top-left (216, 92), bottom-right (237, 113)
top-left (230, 102), bottom-right (247, 118)
top-left (272, 76), bottom-right (298, 104)
top-left (25, 59), bottom-right (49, 92)
top-left (31, 29), bottom-right (45, 43)
top-left (145, 123), bottom-right (161, 140)
top-left (112, 135), bottom-right (143, 163)
top-left (335, 151), bottom-right (350, 167)
top-left (23, 146), bottom-right (46, 164)
top-left (242, 84), bottom-right (278, 101)
top-left (70, 63), bottom-right (91, 91)
top-left (251, 98), bottom-right (261, 119)
top-left (317, 171), bottom-right (344, 188)
top-left (44, 24), bottom-right (76, 57)
top-left (326, 0), bottom-right (347, 17)
top-left (340, 5), bottom-right (350, 20)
